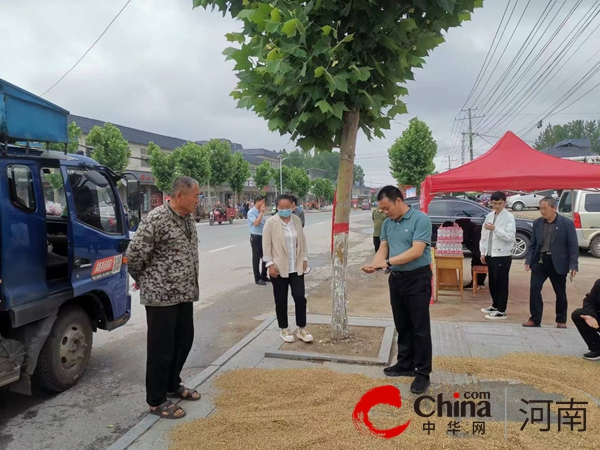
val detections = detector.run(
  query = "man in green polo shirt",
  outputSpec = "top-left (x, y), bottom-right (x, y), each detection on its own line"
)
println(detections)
top-left (362, 185), bottom-right (433, 394)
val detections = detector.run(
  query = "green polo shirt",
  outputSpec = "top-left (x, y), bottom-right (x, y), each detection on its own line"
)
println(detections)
top-left (380, 207), bottom-right (432, 272)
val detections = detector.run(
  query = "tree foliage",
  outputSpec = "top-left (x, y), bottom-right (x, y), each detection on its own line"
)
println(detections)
top-left (388, 118), bottom-right (436, 190)
top-left (311, 177), bottom-right (334, 203)
top-left (194, 0), bottom-right (480, 151)
top-left (353, 165), bottom-right (365, 185)
top-left (289, 166), bottom-right (311, 198)
top-left (229, 151), bottom-right (251, 200)
top-left (254, 160), bottom-right (273, 193)
top-left (534, 119), bottom-right (600, 154)
top-left (49, 122), bottom-right (83, 154)
top-left (148, 142), bottom-right (177, 193)
top-left (85, 123), bottom-right (131, 172)
top-left (174, 142), bottom-right (212, 186)
top-left (205, 139), bottom-right (233, 185)
top-left (282, 149), bottom-right (364, 183)
top-left (273, 164), bottom-right (292, 192)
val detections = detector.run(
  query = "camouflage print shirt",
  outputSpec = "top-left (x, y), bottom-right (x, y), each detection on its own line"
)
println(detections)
top-left (127, 201), bottom-right (199, 306)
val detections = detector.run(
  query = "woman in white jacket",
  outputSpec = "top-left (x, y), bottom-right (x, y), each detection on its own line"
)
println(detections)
top-left (479, 191), bottom-right (516, 320)
top-left (263, 194), bottom-right (314, 343)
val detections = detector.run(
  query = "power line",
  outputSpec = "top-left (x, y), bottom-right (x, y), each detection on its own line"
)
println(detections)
top-left (41, 0), bottom-right (133, 96)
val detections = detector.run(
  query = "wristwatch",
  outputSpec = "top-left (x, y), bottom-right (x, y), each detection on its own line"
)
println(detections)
top-left (386, 259), bottom-right (391, 267)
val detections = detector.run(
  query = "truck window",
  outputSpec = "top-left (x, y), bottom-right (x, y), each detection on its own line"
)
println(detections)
top-left (7, 165), bottom-right (36, 212)
top-left (584, 193), bottom-right (600, 213)
top-left (67, 169), bottom-right (121, 234)
top-left (40, 167), bottom-right (67, 217)
top-left (558, 191), bottom-right (572, 213)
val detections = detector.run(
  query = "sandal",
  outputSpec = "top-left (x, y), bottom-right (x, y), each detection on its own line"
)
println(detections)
top-left (149, 401), bottom-right (186, 419)
top-left (168, 385), bottom-right (201, 401)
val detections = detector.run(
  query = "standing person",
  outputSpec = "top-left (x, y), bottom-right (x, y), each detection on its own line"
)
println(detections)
top-left (127, 176), bottom-right (201, 420)
top-left (263, 194), bottom-right (313, 343)
top-left (524, 197), bottom-right (578, 328)
top-left (290, 195), bottom-right (306, 228)
top-left (479, 191), bottom-right (516, 320)
top-left (456, 218), bottom-right (486, 289)
top-left (362, 186), bottom-right (433, 394)
top-left (372, 206), bottom-right (387, 253)
top-left (248, 195), bottom-right (269, 285)
top-left (571, 279), bottom-right (600, 360)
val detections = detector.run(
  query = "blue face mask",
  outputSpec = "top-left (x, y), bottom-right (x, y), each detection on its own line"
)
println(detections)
top-left (278, 209), bottom-right (293, 218)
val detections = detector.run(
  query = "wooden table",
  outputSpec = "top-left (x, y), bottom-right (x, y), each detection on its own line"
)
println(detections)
top-left (434, 251), bottom-right (464, 301)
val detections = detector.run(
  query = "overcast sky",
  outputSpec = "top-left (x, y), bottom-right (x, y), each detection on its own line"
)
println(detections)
top-left (2, 0), bottom-right (600, 187)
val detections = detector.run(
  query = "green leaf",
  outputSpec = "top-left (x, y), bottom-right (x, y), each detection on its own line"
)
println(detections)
top-left (222, 47), bottom-right (238, 57)
top-left (314, 66), bottom-right (325, 78)
top-left (331, 102), bottom-right (349, 119)
top-left (458, 12), bottom-right (471, 22)
top-left (349, 65), bottom-right (372, 82)
top-left (474, 0), bottom-right (483, 6)
top-left (266, 48), bottom-right (282, 61)
top-left (236, 8), bottom-right (253, 19)
top-left (388, 102), bottom-right (408, 116)
top-left (282, 18), bottom-right (301, 37)
top-left (322, 25), bottom-right (333, 36)
top-left (399, 18), bottom-right (417, 34)
top-left (329, 75), bottom-right (348, 93)
top-left (265, 21), bottom-right (280, 33)
top-left (298, 112), bottom-right (311, 123)
top-left (268, 117), bottom-right (286, 131)
top-left (315, 100), bottom-right (333, 114)
top-left (341, 33), bottom-right (354, 43)
top-left (225, 32), bottom-right (244, 43)
top-left (270, 8), bottom-right (281, 23)
top-left (299, 63), bottom-right (307, 78)
top-left (436, 0), bottom-right (457, 13)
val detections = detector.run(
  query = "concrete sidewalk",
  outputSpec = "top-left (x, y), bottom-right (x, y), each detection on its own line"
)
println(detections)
top-left (107, 314), bottom-right (594, 450)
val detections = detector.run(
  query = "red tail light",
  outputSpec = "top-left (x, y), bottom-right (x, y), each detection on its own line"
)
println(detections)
top-left (574, 212), bottom-right (582, 229)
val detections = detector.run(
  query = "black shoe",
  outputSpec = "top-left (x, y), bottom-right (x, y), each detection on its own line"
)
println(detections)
top-left (410, 374), bottom-right (430, 394)
top-left (464, 281), bottom-right (474, 289)
top-left (262, 277), bottom-right (271, 283)
top-left (383, 361), bottom-right (415, 377)
top-left (255, 280), bottom-right (267, 286)
top-left (583, 350), bottom-right (600, 361)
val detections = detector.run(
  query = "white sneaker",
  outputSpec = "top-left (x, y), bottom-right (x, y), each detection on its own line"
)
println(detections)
top-left (280, 328), bottom-right (295, 343)
top-left (485, 311), bottom-right (507, 320)
top-left (481, 306), bottom-right (497, 314)
top-left (296, 327), bottom-right (314, 343)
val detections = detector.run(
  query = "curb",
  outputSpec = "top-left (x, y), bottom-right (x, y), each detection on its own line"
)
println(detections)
top-left (106, 316), bottom-right (276, 450)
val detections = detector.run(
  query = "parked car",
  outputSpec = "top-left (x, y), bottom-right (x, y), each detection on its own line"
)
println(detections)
top-left (507, 191), bottom-right (557, 211)
top-left (404, 196), bottom-right (534, 259)
top-left (361, 200), bottom-right (371, 210)
top-left (558, 189), bottom-right (600, 258)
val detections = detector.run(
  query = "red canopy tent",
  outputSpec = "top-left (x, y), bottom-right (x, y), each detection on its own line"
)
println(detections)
top-left (420, 131), bottom-right (600, 212)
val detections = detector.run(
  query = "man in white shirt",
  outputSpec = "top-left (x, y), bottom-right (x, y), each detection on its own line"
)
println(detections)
top-left (479, 191), bottom-right (516, 320)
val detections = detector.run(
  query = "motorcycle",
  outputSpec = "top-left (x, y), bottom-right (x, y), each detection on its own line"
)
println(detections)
top-left (209, 208), bottom-right (235, 225)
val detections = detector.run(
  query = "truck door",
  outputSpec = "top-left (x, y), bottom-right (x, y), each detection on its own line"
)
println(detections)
top-left (64, 167), bottom-right (130, 321)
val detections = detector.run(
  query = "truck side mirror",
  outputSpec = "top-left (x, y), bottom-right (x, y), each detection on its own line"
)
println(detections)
top-left (120, 173), bottom-right (141, 232)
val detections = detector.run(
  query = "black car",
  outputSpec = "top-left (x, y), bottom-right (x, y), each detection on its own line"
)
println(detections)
top-left (404, 196), bottom-right (533, 259)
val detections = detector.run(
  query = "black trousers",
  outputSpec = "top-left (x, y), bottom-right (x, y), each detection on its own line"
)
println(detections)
top-left (571, 308), bottom-right (600, 351)
top-left (250, 234), bottom-right (267, 282)
top-left (486, 256), bottom-right (512, 313)
top-left (529, 253), bottom-right (568, 325)
top-left (471, 251), bottom-right (487, 285)
top-left (145, 302), bottom-right (194, 407)
top-left (373, 236), bottom-right (381, 253)
top-left (388, 266), bottom-right (432, 377)
top-left (271, 272), bottom-right (307, 329)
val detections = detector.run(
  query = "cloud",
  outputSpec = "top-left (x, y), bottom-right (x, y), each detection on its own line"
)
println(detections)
top-left (2, 0), bottom-right (599, 187)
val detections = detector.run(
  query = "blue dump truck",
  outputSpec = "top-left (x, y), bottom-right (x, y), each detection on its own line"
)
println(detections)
top-left (0, 79), bottom-right (140, 394)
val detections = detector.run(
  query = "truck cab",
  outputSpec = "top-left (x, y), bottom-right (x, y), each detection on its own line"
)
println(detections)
top-left (0, 78), bottom-right (140, 394)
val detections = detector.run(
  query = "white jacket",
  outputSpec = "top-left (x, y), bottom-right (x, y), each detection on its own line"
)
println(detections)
top-left (479, 208), bottom-right (516, 257)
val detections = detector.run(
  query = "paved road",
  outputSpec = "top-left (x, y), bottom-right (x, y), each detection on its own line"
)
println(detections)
top-left (0, 210), bottom-right (372, 450)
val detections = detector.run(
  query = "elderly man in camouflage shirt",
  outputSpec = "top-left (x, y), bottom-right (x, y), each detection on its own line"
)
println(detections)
top-left (127, 176), bottom-right (201, 420)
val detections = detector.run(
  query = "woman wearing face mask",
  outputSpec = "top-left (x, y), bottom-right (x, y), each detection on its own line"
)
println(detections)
top-left (263, 194), bottom-right (313, 343)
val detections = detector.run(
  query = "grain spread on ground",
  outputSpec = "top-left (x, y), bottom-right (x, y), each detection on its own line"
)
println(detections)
top-left (170, 353), bottom-right (599, 450)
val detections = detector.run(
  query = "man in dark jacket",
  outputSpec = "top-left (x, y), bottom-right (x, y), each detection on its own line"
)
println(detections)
top-left (290, 195), bottom-right (305, 228)
top-left (524, 197), bottom-right (578, 328)
top-left (571, 280), bottom-right (600, 360)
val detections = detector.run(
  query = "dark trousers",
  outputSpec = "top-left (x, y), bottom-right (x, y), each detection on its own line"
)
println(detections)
top-left (271, 272), bottom-right (307, 329)
top-left (145, 302), bottom-right (194, 407)
top-left (471, 251), bottom-right (487, 285)
top-left (486, 256), bottom-right (512, 313)
top-left (250, 234), bottom-right (267, 282)
top-left (388, 266), bottom-right (433, 377)
top-left (571, 308), bottom-right (600, 351)
top-left (529, 253), bottom-right (568, 324)
top-left (373, 236), bottom-right (381, 253)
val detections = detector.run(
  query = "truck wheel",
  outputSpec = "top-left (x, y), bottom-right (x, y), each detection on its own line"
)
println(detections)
top-left (34, 306), bottom-right (93, 392)
top-left (590, 236), bottom-right (600, 258)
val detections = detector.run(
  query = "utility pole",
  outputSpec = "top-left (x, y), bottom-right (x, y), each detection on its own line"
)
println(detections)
top-left (447, 155), bottom-right (452, 171)
top-left (461, 134), bottom-right (465, 166)
top-left (461, 107), bottom-right (485, 162)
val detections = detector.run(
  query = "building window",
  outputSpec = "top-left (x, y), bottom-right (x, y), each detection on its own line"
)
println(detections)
top-left (140, 147), bottom-right (150, 168)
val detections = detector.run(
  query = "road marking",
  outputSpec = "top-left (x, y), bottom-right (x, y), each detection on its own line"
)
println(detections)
top-left (208, 245), bottom-right (235, 253)
top-left (316, 221), bottom-right (328, 225)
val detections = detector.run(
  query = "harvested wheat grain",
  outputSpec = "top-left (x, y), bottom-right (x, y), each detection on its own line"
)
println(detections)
top-left (170, 354), bottom-right (599, 450)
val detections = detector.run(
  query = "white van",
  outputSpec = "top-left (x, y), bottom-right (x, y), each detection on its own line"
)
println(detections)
top-left (558, 189), bottom-right (600, 257)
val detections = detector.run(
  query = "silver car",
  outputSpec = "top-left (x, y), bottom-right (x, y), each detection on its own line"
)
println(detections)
top-left (507, 191), bottom-right (557, 211)
top-left (558, 189), bottom-right (600, 258)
